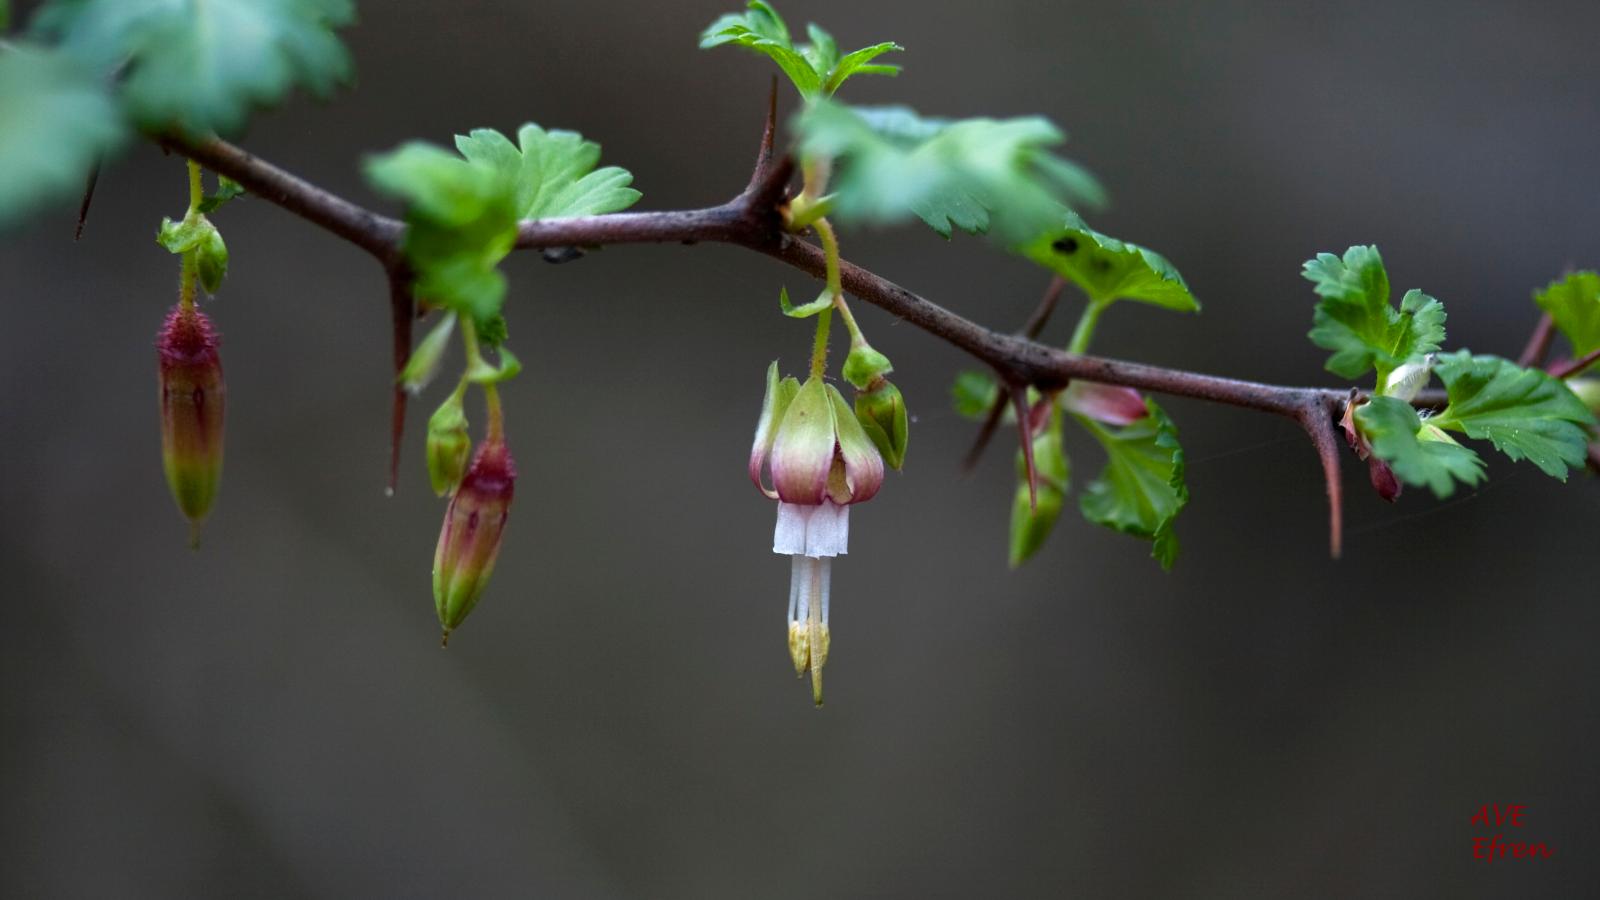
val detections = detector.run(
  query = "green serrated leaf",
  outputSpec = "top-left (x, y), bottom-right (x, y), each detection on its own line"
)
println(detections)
top-left (197, 176), bottom-right (245, 214)
top-left (1429, 351), bottom-right (1596, 480)
top-left (0, 45), bottom-right (125, 228)
top-left (33, 0), bottom-right (355, 136)
top-left (1019, 211), bottom-right (1198, 311)
top-left (796, 101), bottom-right (1105, 245)
top-left (1355, 396), bottom-right (1485, 499)
top-left (196, 226), bottom-right (228, 293)
top-left (951, 370), bottom-right (1000, 419)
top-left (1304, 245), bottom-right (1446, 382)
top-left (1077, 399), bottom-right (1187, 570)
top-left (456, 124), bottom-right (640, 221)
top-left (700, 2), bottom-right (900, 99)
top-left (779, 285), bottom-right (833, 318)
top-left (1534, 271), bottom-right (1600, 365)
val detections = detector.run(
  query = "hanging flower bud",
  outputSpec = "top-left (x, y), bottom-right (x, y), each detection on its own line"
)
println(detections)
top-left (854, 379), bottom-right (908, 470)
top-left (1060, 381), bottom-right (1147, 426)
top-left (1340, 394), bottom-right (1401, 502)
top-left (433, 438), bottom-right (515, 645)
top-left (426, 391), bottom-right (471, 496)
top-left (157, 304), bottom-right (225, 545)
top-left (750, 366), bottom-right (887, 706)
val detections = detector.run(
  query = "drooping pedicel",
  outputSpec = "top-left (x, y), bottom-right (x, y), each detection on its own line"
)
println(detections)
top-left (157, 304), bottom-right (225, 545)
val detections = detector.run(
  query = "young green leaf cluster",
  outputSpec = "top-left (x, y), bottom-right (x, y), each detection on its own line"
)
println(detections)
top-left (700, 0), bottom-right (901, 100)
top-left (1308, 246), bottom-right (1596, 499)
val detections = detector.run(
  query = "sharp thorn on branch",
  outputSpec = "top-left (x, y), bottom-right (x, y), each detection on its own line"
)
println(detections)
top-left (964, 277), bottom-right (1069, 471)
top-left (1011, 385), bottom-right (1038, 512)
top-left (1299, 397), bottom-right (1345, 559)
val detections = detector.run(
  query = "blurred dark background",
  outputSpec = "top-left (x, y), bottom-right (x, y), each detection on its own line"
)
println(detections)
top-left (4, 0), bottom-right (1599, 897)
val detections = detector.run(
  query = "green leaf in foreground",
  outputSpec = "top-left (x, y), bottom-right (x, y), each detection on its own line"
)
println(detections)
top-left (1019, 211), bottom-right (1199, 311)
top-left (1077, 400), bottom-right (1187, 570)
top-left (366, 142), bottom-right (517, 324)
top-left (796, 101), bottom-right (1105, 245)
top-left (1304, 245), bottom-right (1445, 382)
top-left (366, 123), bottom-right (639, 325)
top-left (0, 46), bottom-right (124, 227)
top-left (1430, 351), bottom-right (1595, 479)
top-left (1354, 396), bottom-right (1485, 499)
top-left (1533, 271), bottom-right (1600, 364)
top-left (700, 2), bottom-right (901, 99)
top-left (33, 0), bottom-right (355, 135)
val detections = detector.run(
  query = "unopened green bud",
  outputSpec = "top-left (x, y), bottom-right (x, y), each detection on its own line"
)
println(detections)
top-left (854, 380), bottom-right (909, 470)
top-left (426, 392), bottom-right (471, 497)
top-left (1009, 431), bottom-right (1069, 567)
top-left (841, 344), bottom-right (893, 390)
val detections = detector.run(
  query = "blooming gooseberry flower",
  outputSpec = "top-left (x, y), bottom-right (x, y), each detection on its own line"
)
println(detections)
top-left (433, 437), bottom-right (515, 645)
top-left (157, 304), bottom-right (224, 545)
top-left (750, 362), bottom-right (885, 706)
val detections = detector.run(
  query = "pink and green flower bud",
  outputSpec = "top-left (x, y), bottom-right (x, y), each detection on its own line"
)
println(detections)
top-left (749, 361), bottom-right (801, 498)
top-left (1060, 381), bottom-right (1147, 426)
top-left (433, 438), bottom-right (516, 644)
top-left (855, 379), bottom-right (909, 470)
top-left (426, 392), bottom-right (471, 497)
top-left (157, 304), bottom-right (224, 544)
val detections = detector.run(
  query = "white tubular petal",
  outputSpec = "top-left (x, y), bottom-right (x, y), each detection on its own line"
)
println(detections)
top-left (793, 556), bottom-right (814, 626)
top-left (773, 502), bottom-right (812, 555)
top-left (787, 554), bottom-right (803, 625)
top-left (803, 501), bottom-right (850, 557)
top-left (819, 557), bottom-right (831, 626)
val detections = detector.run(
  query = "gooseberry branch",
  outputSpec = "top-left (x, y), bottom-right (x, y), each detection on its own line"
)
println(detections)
top-left (154, 97), bottom-right (1490, 560)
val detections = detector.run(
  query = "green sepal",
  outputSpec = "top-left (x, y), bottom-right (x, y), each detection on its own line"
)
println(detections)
top-left (1009, 429), bottom-right (1068, 567)
top-left (1354, 396), bottom-right (1485, 498)
top-left (841, 344), bottom-right (892, 390)
top-left (780, 285), bottom-right (834, 318)
top-left (854, 380), bottom-right (908, 469)
top-left (398, 313), bottom-right (457, 394)
top-left (466, 346), bottom-right (522, 385)
top-left (1018, 211), bottom-right (1199, 312)
top-left (426, 392), bottom-right (471, 497)
top-left (157, 214), bottom-right (219, 255)
top-left (1077, 399), bottom-right (1187, 570)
